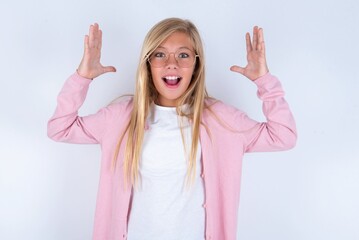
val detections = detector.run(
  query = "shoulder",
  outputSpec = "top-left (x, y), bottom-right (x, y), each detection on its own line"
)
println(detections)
top-left (202, 98), bottom-right (251, 132)
top-left (108, 95), bottom-right (134, 109)
top-left (204, 97), bottom-right (242, 116)
top-left (100, 96), bottom-right (134, 117)
top-left (203, 97), bottom-right (247, 129)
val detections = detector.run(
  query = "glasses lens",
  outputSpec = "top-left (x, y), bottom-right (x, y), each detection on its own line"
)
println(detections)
top-left (176, 50), bottom-right (195, 68)
top-left (149, 49), bottom-right (197, 68)
top-left (149, 51), bottom-right (166, 67)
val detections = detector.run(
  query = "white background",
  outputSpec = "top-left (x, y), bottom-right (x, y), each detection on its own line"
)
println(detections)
top-left (1, 0), bottom-right (358, 239)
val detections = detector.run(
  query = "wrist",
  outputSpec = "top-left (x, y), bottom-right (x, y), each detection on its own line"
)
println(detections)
top-left (76, 69), bottom-right (93, 80)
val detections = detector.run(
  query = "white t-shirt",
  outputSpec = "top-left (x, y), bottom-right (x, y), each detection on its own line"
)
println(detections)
top-left (127, 104), bottom-right (205, 240)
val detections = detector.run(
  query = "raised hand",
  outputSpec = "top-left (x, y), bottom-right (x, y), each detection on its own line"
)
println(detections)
top-left (230, 26), bottom-right (269, 81)
top-left (77, 23), bottom-right (116, 79)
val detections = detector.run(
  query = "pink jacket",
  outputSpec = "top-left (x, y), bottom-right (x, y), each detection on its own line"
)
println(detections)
top-left (48, 72), bottom-right (297, 240)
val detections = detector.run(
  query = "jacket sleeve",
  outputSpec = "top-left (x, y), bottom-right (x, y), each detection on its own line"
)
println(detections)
top-left (237, 73), bottom-right (297, 152)
top-left (47, 72), bottom-right (112, 144)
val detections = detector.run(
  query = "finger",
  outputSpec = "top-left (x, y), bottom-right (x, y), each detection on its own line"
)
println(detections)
top-left (97, 30), bottom-right (103, 50)
top-left (257, 28), bottom-right (264, 51)
top-left (103, 66), bottom-right (117, 73)
top-left (258, 27), bottom-right (264, 43)
top-left (261, 40), bottom-right (266, 56)
top-left (252, 26), bottom-right (258, 50)
top-left (230, 65), bottom-right (245, 75)
top-left (245, 32), bottom-right (252, 53)
top-left (92, 23), bottom-right (100, 49)
top-left (89, 24), bottom-right (95, 48)
top-left (84, 35), bottom-right (89, 51)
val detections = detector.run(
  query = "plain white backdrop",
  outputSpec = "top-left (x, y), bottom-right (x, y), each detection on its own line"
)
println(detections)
top-left (1, 0), bottom-right (358, 239)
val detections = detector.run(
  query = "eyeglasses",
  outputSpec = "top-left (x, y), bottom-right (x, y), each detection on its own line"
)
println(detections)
top-left (148, 48), bottom-right (199, 68)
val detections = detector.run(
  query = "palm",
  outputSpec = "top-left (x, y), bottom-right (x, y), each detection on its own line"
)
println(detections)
top-left (77, 23), bottom-right (116, 79)
top-left (230, 26), bottom-right (269, 81)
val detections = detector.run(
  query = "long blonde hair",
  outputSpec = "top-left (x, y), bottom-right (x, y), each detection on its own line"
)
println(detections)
top-left (113, 18), bottom-right (208, 186)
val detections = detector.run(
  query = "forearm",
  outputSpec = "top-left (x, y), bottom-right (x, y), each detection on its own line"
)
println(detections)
top-left (245, 73), bottom-right (297, 152)
top-left (47, 72), bottom-right (100, 144)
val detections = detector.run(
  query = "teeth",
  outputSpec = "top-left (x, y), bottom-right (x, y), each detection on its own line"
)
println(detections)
top-left (163, 76), bottom-right (181, 86)
top-left (164, 76), bottom-right (180, 80)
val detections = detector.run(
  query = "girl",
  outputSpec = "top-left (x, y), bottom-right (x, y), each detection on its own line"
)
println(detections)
top-left (48, 18), bottom-right (297, 240)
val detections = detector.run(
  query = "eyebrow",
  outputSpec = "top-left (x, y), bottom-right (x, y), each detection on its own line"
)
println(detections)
top-left (156, 46), bottom-right (193, 51)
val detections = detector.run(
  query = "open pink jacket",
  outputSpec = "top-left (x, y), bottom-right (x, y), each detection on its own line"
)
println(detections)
top-left (47, 72), bottom-right (297, 240)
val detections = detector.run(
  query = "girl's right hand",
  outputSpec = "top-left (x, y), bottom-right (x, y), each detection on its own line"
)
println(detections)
top-left (77, 23), bottom-right (116, 79)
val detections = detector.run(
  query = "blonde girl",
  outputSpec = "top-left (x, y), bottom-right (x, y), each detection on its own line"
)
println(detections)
top-left (48, 18), bottom-right (297, 240)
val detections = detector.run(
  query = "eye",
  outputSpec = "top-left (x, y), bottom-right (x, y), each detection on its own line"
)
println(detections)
top-left (153, 52), bottom-right (166, 58)
top-left (178, 52), bottom-right (190, 59)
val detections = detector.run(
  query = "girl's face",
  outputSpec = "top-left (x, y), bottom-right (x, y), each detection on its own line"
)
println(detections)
top-left (149, 31), bottom-right (196, 107)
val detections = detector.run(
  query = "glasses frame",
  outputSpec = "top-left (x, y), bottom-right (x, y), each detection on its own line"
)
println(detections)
top-left (147, 49), bottom-right (199, 68)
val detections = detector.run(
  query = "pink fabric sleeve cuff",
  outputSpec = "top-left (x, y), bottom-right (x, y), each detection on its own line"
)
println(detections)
top-left (253, 72), bottom-right (272, 87)
top-left (70, 71), bottom-right (93, 86)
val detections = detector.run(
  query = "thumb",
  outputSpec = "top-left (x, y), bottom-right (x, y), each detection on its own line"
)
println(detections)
top-left (230, 65), bottom-right (245, 75)
top-left (103, 66), bottom-right (117, 73)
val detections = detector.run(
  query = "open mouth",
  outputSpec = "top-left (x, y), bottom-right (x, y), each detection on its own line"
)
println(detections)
top-left (162, 76), bottom-right (182, 87)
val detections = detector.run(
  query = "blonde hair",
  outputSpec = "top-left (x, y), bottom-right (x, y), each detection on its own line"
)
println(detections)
top-left (113, 18), bottom-right (208, 187)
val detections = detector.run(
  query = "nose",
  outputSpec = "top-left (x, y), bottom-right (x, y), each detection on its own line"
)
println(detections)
top-left (166, 53), bottom-right (178, 68)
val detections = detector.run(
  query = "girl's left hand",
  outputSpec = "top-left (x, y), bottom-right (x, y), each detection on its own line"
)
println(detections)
top-left (230, 26), bottom-right (269, 81)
